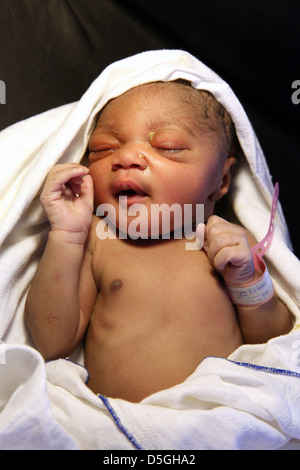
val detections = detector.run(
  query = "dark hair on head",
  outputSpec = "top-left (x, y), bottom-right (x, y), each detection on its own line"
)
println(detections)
top-left (196, 89), bottom-right (241, 159)
top-left (170, 79), bottom-right (242, 160)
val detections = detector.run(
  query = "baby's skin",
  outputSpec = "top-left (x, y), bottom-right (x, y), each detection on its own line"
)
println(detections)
top-left (25, 83), bottom-right (292, 402)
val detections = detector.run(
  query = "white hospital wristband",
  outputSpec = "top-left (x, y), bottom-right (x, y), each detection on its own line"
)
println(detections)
top-left (227, 256), bottom-right (274, 307)
top-left (227, 182), bottom-right (278, 308)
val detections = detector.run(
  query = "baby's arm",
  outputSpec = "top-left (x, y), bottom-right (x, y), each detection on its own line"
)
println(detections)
top-left (25, 164), bottom-right (97, 360)
top-left (200, 216), bottom-right (293, 344)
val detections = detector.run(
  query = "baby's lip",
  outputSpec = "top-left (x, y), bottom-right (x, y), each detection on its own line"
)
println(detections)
top-left (112, 179), bottom-right (148, 198)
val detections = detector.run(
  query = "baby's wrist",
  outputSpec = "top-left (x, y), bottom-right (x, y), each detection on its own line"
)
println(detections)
top-left (48, 229), bottom-right (88, 246)
top-left (226, 256), bottom-right (275, 308)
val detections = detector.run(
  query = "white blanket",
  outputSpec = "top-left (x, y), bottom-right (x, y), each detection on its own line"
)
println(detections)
top-left (0, 49), bottom-right (300, 450)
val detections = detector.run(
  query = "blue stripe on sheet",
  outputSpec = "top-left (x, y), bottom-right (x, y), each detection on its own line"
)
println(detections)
top-left (98, 394), bottom-right (145, 450)
top-left (228, 359), bottom-right (300, 378)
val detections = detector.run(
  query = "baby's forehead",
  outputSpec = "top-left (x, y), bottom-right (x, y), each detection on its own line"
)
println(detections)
top-left (95, 82), bottom-right (226, 143)
top-left (95, 81), bottom-right (210, 129)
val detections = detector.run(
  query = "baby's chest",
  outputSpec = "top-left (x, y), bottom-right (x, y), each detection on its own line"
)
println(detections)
top-left (92, 238), bottom-right (228, 305)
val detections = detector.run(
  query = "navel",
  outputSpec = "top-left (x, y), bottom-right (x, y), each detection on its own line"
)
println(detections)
top-left (110, 279), bottom-right (123, 291)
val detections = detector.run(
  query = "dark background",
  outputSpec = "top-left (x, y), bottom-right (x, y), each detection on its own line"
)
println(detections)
top-left (0, 0), bottom-right (299, 257)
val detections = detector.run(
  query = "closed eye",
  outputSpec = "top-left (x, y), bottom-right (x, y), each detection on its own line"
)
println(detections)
top-left (88, 131), bottom-right (120, 160)
top-left (156, 148), bottom-right (185, 157)
top-left (89, 147), bottom-right (117, 161)
top-left (92, 144), bottom-right (117, 153)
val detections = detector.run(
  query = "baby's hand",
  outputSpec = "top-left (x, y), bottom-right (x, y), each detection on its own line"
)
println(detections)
top-left (198, 215), bottom-right (255, 286)
top-left (40, 163), bottom-right (94, 243)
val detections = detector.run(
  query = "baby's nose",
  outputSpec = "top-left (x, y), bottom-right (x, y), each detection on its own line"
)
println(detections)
top-left (111, 148), bottom-right (148, 171)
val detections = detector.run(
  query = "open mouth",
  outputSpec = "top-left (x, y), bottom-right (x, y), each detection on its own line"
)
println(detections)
top-left (117, 188), bottom-right (143, 197)
top-left (113, 181), bottom-right (148, 199)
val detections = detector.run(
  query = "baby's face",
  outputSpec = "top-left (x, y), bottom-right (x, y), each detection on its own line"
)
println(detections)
top-left (88, 82), bottom-right (232, 236)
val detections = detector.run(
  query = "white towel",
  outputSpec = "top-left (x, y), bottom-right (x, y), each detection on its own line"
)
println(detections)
top-left (0, 343), bottom-right (79, 449)
top-left (0, 50), bottom-right (300, 449)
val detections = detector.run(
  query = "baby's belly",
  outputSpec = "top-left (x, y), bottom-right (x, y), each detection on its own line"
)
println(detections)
top-left (84, 283), bottom-right (243, 402)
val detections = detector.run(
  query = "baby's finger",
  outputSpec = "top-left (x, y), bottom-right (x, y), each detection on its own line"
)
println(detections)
top-left (196, 223), bottom-right (206, 250)
top-left (212, 243), bottom-right (248, 271)
top-left (43, 164), bottom-right (89, 196)
top-left (79, 174), bottom-right (94, 201)
top-left (66, 176), bottom-right (86, 196)
top-left (213, 245), bottom-right (255, 284)
top-left (205, 215), bottom-right (233, 245)
top-left (205, 231), bottom-right (246, 265)
top-left (47, 164), bottom-right (89, 186)
top-left (71, 173), bottom-right (94, 209)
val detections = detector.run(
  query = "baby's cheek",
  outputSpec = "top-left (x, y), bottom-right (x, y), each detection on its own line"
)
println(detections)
top-left (88, 167), bottom-right (105, 206)
top-left (93, 185), bottom-right (107, 208)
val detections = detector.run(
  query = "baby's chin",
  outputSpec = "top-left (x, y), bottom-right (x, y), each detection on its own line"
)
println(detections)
top-left (95, 215), bottom-right (182, 241)
top-left (116, 222), bottom-right (171, 240)
top-left (117, 212), bottom-right (186, 240)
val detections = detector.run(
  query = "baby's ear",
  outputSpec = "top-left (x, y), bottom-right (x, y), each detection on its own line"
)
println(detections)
top-left (209, 157), bottom-right (236, 202)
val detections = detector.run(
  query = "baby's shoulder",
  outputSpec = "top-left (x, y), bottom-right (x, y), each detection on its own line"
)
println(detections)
top-left (87, 215), bottom-right (119, 256)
